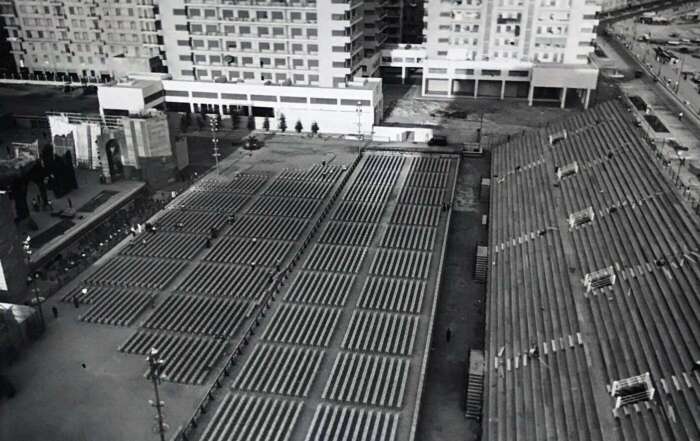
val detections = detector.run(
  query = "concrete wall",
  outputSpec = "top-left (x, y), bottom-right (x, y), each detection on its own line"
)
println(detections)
top-left (0, 194), bottom-right (28, 304)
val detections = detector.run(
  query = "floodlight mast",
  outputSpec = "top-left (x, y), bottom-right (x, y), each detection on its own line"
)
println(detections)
top-left (147, 348), bottom-right (168, 441)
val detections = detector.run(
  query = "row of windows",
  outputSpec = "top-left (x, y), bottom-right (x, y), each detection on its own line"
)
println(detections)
top-left (181, 39), bottom-right (320, 54)
top-left (188, 53), bottom-right (320, 70)
top-left (167, 88), bottom-right (370, 107)
top-left (188, 24), bottom-right (319, 39)
top-left (189, 8), bottom-right (318, 22)
top-left (182, 68), bottom-right (321, 85)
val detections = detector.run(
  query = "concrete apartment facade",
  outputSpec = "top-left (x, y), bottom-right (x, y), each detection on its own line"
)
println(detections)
top-left (0, 0), bottom-right (163, 81)
top-left (2, 0), bottom-right (602, 114)
top-left (416, 0), bottom-right (600, 104)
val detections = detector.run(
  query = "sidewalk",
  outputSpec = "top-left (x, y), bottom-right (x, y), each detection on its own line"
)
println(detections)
top-left (600, 34), bottom-right (700, 213)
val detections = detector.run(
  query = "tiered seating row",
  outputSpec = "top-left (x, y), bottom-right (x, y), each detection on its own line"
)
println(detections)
top-left (247, 196), bottom-right (320, 219)
top-left (143, 294), bottom-right (249, 337)
top-left (408, 156), bottom-right (453, 173)
top-left (304, 404), bottom-right (399, 441)
top-left (276, 165), bottom-right (342, 183)
top-left (303, 244), bottom-right (367, 273)
top-left (343, 183), bottom-right (394, 204)
top-left (490, 153), bottom-right (556, 246)
top-left (357, 277), bottom-right (426, 314)
top-left (490, 232), bottom-right (580, 358)
top-left (322, 352), bottom-right (409, 408)
top-left (333, 201), bottom-right (386, 223)
top-left (173, 191), bottom-right (249, 213)
top-left (193, 174), bottom-right (269, 194)
top-left (487, 345), bottom-right (604, 441)
top-left (585, 263), bottom-right (700, 439)
top-left (381, 225), bottom-right (436, 251)
top-left (119, 330), bottom-right (227, 384)
top-left (120, 232), bottom-right (204, 260)
top-left (155, 209), bottom-right (227, 234)
top-left (284, 271), bottom-right (356, 306)
top-left (62, 285), bottom-right (122, 304)
top-left (231, 343), bottom-right (324, 397)
top-left (341, 310), bottom-right (419, 356)
top-left (390, 205), bottom-right (440, 227)
top-left (262, 304), bottom-right (341, 347)
top-left (199, 393), bottom-right (303, 441)
top-left (175, 262), bottom-right (269, 300)
top-left (404, 171), bottom-right (448, 189)
top-left (351, 154), bottom-right (405, 187)
top-left (319, 221), bottom-right (377, 247)
top-left (227, 215), bottom-right (308, 241)
top-left (369, 250), bottom-right (432, 279)
top-left (398, 187), bottom-right (445, 206)
top-left (263, 179), bottom-right (334, 200)
top-left (79, 289), bottom-right (154, 327)
top-left (84, 257), bottom-right (186, 290)
top-left (204, 237), bottom-right (293, 267)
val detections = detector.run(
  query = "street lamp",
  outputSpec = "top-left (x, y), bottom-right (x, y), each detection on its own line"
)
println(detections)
top-left (22, 236), bottom-right (45, 333)
top-left (209, 114), bottom-right (221, 174)
top-left (676, 151), bottom-right (684, 186)
top-left (147, 348), bottom-right (168, 441)
top-left (356, 101), bottom-right (363, 156)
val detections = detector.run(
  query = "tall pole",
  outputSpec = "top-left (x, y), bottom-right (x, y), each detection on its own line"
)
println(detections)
top-left (356, 101), bottom-right (362, 156)
top-left (209, 114), bottom-right (221, 174)
top-left (675, 55), bottom-right (685, 94)
top-left (22, 237), bottom-right (45, 333)
top-left (147, 348), bottom-right (167, 441)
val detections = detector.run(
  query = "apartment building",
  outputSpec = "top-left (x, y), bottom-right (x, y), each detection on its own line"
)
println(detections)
top-left (159, 0), bottom-right (371, 88)
top-left (414, 0), bottom-right (601, 106)
top-left (0, 0), bottom-right (163, 81)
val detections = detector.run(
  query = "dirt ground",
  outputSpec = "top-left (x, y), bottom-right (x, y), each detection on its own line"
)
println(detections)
top-left (382, 83), bottom-right (582, 144)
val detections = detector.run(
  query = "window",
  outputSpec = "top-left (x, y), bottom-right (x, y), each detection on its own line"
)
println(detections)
top-left (166, 90), bottom-right (189, 97)
top-left (310, 97), bottom-right (337, 105)
top-left (280, 96), bottom-right (307, 103)
top-left (256, 11), bottom-right (268, 19)
top-left (340, 99), bottom-right (370, 106)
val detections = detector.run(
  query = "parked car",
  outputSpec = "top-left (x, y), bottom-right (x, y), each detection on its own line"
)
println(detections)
top-left (244, 136), bottom-right (262, 150)
top-left (427, 135), bottom-right (448, 146)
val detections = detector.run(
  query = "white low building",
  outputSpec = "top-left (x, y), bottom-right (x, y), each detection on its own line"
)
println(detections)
top-left (97, 75), bottom-right (383, 136)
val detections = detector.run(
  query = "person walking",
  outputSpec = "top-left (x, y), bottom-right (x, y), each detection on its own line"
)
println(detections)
top-left (51, 306), bottom-right (58, 319)
top-left (446, 327), bottom-right (452, 343)
top-left (67, 198), bottom-right (73, 209)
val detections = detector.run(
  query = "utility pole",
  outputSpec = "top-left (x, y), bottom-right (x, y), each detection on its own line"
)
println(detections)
top-left (147, 348), bottom-right (168, 441)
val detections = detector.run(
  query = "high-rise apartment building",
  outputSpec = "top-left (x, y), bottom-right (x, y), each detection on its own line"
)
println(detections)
top-left (0, 0), bottom-right (163, 81)
top-left (388, 0), bottom-right (601, 105)
top-left (3, 0), bottom-right (601, 111)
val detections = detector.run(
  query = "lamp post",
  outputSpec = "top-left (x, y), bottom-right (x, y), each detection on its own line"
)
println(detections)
top-left (209, 114), bottom-right (221, 174)
top-left (676, 151), bottom-right (684, 186)
top-left (147, 348), bottom-right (168, 441)
top-left (22, 237), bottom-right (45, 332)
top-left (356, 101), bottom-right (363, 156)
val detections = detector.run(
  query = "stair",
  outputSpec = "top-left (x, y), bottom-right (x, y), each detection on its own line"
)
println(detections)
top-left (474, 245), bottom-right (488, 283)
top-left (465, 349), bottom-right (485, 420)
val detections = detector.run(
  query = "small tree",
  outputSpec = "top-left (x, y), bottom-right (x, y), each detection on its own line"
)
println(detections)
top-left (196, 115), bottom-right (205, 131)
top-left (247, 115), bottom-right (256, 130)
top-left (263, 117), bottom-right (270, 131)
top-left (278, 114), bottom-right (287, 132)
top-left (311, 121), bottom-right (319, 135)
top-left (295, 120), bottom-right (303, 133)
top-left (215, 112), bottom-right (222, 128)
top-left (180, 114), bottom-right (189, 132)
top-left (231, 108), bottom-right (239, 129)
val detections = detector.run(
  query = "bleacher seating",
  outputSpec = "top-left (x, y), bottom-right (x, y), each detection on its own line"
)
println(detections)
top-left (305, 404), bottom-right (400, 441)
top-left (199, 393), bottom-right (303, 441)
top-left (484, 100), bottom-right (700, 441)
top-left (120, 232), bottom-right (205, 260)
top-left (83, 256), bottom-right (186, 290)
top-left (120, 330), bottom-right (227, 384)
top-left (79, 289), bottom-right (154, 327)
